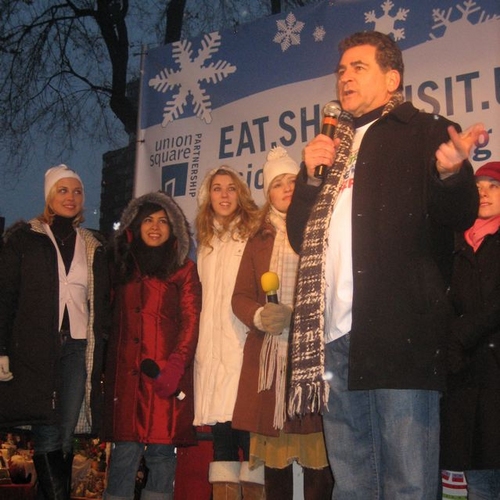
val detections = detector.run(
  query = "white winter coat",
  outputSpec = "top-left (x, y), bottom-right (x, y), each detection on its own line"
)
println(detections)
top-left (193, 231), bottom-right (248, 425)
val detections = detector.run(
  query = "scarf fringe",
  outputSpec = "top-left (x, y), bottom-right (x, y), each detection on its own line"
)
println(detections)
top-left (259, 334), bottom-right (277, 391)
top-left (259, 333), bottom-right (288, 430)
top-left (273, 351), bottom-right (287, 429)
top-left (288, 379), bottom-right (330, 417)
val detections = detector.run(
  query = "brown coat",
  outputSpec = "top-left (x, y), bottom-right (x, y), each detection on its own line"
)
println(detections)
top-left (231, 222), bottom-right (323, 437)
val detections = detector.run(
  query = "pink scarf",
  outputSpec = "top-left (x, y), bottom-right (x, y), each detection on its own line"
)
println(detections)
top-left (464, 215), bottom-right (500, 252)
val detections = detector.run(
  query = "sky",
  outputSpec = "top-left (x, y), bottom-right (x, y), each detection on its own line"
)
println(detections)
top-left (0, 141), bottom-right (113, 230)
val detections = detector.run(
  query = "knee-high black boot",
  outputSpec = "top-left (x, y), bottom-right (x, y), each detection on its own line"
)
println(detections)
top-left (303, 466), bottom-right (334, 500)
top-left (265, 464), bottom-right (293, 500)
top-left (62, 452), bottom-right (74, 497)
top-left (33, 449), bottom-right (69, 500)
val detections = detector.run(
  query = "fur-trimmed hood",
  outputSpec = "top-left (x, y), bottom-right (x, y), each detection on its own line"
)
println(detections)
top-left (115, 191), bottom-right (191, 266)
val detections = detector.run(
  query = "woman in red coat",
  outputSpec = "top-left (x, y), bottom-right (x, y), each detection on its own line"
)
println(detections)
top-left (103, 191), bottom-right (201, 500)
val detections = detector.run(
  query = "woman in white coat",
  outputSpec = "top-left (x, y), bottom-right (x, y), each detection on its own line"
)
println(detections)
top-left (193, 166), bottom-right (261, 499)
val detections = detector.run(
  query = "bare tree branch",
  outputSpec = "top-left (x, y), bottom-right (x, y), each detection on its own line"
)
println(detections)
top-left (0, 0), bottom-right (137, 178)
top-left (0, 0), bottom-right (320, 181)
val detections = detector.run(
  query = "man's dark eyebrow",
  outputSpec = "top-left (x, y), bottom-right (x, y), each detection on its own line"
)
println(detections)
top-left (349, 59), bottom-right (368, 67)
top-left (336, 59), bottom-right (368, 72)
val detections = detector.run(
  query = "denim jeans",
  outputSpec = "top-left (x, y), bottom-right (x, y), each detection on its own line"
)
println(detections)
top-left (466, 470), bottom-right (500, 500)
top-left (323, 334), bottom-right (440, 500)
top-left (212, 421), bottom-right (250, 461)
top-left (105, 442), bottom-right (176, 500)
top-left (32, 337), bottom-right (87, 454)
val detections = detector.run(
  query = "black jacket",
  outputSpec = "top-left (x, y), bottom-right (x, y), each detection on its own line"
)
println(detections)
top-left (440, 229), bottom-right (500, 470)
top-left (0, 219), bottom-right (110, 434)
top-left (287, 102), bottom-right (478, 391)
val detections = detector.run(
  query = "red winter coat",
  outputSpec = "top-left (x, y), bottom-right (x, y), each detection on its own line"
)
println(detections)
top-left (102, 260), bottom-right (201, 446)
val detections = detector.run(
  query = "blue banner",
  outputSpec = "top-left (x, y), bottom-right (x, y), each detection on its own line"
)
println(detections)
top-left (136, 0), bottom-right (500, 225)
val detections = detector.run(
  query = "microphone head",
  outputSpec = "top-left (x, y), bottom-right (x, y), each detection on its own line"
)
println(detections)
top-left (140, 358), bottom-right (160, 378)
top-left (323, 100), bottom-right (342, 118)
top-left (261, 271), bottom-right (280, 293)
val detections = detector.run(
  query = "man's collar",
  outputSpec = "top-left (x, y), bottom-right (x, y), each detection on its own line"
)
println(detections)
top-left (353, 105), bottom-right (385, 128)
top-left (353, 101), bottom-right (418, 128)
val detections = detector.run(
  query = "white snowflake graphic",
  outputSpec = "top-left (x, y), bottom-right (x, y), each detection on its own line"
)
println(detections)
top-left (313, 26), bottom-right (326, 42)
top-left (365, 0), bottom-right (409, 41)
top-left (430, 0), bottom-right (500, 39)
top-left (148, 32), bottom-right (236, 126)
top-left (273, 12), bottom-right (305, 52)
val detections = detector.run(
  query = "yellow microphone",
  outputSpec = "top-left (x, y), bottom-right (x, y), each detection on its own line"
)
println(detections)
top-left (261, 271), bottom-right (279, 304)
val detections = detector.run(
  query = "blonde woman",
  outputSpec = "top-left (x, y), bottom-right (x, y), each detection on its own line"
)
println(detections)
top-left (0, 164), bottom-right (109, 499)
top-left (193, 166), bottom-right (262, 499)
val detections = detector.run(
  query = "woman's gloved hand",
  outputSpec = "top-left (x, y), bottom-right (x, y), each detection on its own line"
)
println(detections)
top-left (154, 353), bottom-right (185, 399)
top-left (260, 303), bottom-right (292, 335)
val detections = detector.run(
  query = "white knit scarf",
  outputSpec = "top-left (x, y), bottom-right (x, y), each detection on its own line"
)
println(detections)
top-left (258, 206), bottom-right (298, 429)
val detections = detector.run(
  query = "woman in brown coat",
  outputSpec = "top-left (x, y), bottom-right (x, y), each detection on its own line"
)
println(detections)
top-left (232, 147), bottom-right (333, 499)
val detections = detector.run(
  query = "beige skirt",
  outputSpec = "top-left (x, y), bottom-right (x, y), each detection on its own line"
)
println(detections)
top-left (249, 430), bottom-right (329, 470)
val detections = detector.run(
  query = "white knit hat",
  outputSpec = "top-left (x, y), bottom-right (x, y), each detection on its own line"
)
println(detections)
top-left (44, 164), bottom-right (83, 201)
top-left (263, 146), bottom-right (300, 198)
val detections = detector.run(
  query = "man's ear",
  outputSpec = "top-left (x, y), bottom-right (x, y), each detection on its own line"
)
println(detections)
top-left (386, 69), bottom-right (401, 92)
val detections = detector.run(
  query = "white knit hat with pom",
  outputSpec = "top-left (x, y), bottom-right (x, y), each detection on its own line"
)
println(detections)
top-left (263, 146), bottom-right (299, 198)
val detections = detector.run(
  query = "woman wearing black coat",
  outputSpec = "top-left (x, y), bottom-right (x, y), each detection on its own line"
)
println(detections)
top-left (441, 161), bottom-right (500, 500)
top-left (0, 165), bottom-right (110, 500)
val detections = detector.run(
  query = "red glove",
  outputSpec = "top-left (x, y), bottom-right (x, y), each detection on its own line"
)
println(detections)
top-left (154, 353), bottom-right (185, 399)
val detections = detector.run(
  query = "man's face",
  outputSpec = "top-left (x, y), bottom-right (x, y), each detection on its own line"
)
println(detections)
top-left (336, 44), bottom-right (400, 118)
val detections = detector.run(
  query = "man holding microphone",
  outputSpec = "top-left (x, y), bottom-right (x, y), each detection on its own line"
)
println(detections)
top-left (287, 30), bottom-right (485, 499)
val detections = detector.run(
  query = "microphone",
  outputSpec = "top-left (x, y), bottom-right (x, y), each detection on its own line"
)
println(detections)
top-left (314, 100), bottom-right (342, 180)
top-left (261, 271), bottom-right (280, 304)
top-left (140, 358), bottom-right (185, 400)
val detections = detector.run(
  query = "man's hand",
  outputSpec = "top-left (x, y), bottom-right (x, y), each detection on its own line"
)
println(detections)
top-left (0, 356), bottom-right (13, 382)
top-left (435, 123), bottom-right (487, 176)
top-left (303, 134), bottom-right (341, 181)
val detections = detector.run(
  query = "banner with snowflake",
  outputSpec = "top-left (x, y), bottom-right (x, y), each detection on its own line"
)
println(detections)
top-left (135, 0), bottom-right (500, 226)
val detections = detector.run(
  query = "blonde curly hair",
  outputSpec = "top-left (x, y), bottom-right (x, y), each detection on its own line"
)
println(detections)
top-left (195, 166), bottom-right (260, 250)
